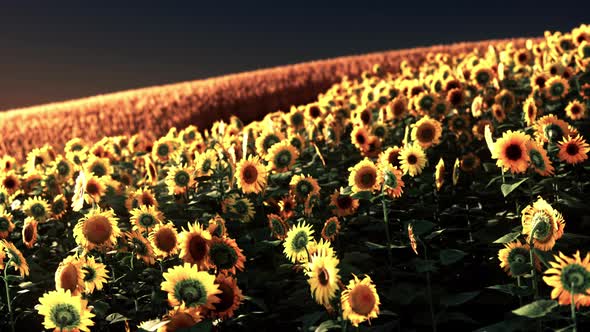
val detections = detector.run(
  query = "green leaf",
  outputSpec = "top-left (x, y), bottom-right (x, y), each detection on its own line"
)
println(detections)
top-left (440, 291), bottom-right (480, 306)
top-left (351, 191), bottom-right (372, 200)
top-left (413, 259), bottom-right (437, 273)
top-left (315, 320), bottom-right (340, 332)
top-left (493, 232), bottom-right (521, 244)
top-left (106, 313), bottom-right (129, 324)
top-left (440, 249), bottom-right (467, 265)
top-left (408, 220), bottom-right (435, 236)
top-left (487, 284), bottom-right (532, 297)
top-left (138, 319), bottom-right (170, 332)
top-left (500, 178), bottom-right (528, 197)
top-left (512, 299), bottom-right (558, 318)
top-left (177, 320), bottom-right (213, 332)
top-left (243, 295), bottom-right (268, 312)
top-left (509, 261), bottom-right (531, 276)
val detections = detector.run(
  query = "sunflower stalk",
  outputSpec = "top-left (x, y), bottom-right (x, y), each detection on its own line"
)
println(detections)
top-left (422, 243), bottom-right (437, 332)
top-left (380, 183), bottom-right (394, 269)
top-left (571, 282), bottom-right (577, 332)
top-left (2, 257), bottom-right (15, 332)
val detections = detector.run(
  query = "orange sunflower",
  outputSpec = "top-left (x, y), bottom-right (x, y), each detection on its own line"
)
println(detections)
top-left (527, 140), bottom-right (554, 176)
top-left (498, 241), bottom-right (541, 277)
top-left (558, 135), bottom-right (589, 164)
top-left (411, 116), bottom-right (442, 149)
top-left (235, 155), bottom-right (267, 194)
top-left (543, 251), bottom-right (590, 308)
top-left (208, 236), bottom-right (246, 273)
top-left (341, 274), bottom-right (381, 327)
top-left (491, 130), bottom-right (531, 174)
top-left (521, 197), bottom-right (565, 251)
top-left (329, 190), bottom-right (359, 217)
top-left (348, 158), bottom-right (382, 193)
top-left (179, 222), bottom-right (212, 269)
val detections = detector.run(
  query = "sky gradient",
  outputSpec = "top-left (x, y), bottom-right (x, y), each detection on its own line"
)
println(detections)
top-left (0, 2), bottom-right (588, 110)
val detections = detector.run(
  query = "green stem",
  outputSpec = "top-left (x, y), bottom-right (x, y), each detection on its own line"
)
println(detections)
top-left (423, 244), bottom-right (437, 332)
top-left (516, 276), bottom-right (523, 307)
top-left (571, 283), bottom-right (577, 332)
top-left (3, 258), bottom-right (15, 332)
top-left (529, 222), bottom-right (542, 332)
top-left (381, 184), bottom-right (393, 268)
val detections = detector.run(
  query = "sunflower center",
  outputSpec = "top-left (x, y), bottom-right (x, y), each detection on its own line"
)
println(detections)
top-left (566, 143), bottom-right (580, 156)
top-left (59, 264), bottom-right (80, 293)
top-left (214, 282), bottom-right (236, 312)
top-left (418, 125), bottom-right (435, 142)
top-left (508, 248), bottom-right (529, 268)
top-left (529, 150), bottom-right (546, 169)
top-left (202, 159), bottom-right (212, 172)
top-left (0, 217), bottom-right (9, 231)
top-left (355, 133), bottom-right (366, 145)
top-left (242, 165), bottom-right (259, 185)
top-left (357, 169), bottom-right (376, 188)
top-left (174, 170), bottom-right (190, 187)
top-left (296, 181), bottom-right (312, 196)
top-left (263, 135), bottom-right (280, 152)
top-left (291, 231), bottom-right (309, 252)
top-left (82, 266), bottom-right (96, 282)
top-left (52, 200), bottom-right (65, 215)
top-left (336, 195), bottom-right (352, 209)
top-left (188, 235), bottom-right (208, 262)
top-left (570, 105), bottom-right (581, 114)
top-left (544, 124), bottom-right (564, 142)
top-left (550, 83), bottom-right (564, 97)
top-left (157, 144), bottom-right (170, 157)
top-left (174, 279), bottom-right (207, 307)
top-left (155, 228), bottom-right (177, 253)
top-left (141, 194), bottom-right (156, 206)
top-left (132, 238), bottom-right (149, 255)
top-left (324, 221), bottom-right (338, 237)
top-left (86, 182), bottom-right (100, 195)
top-left (309, 106), bottom-right (321, 118)
top-left (91, 164), bottom-right (107, 177)
top-left (476, 71), bottom-right (490, 85)
top-left (407, 154), bottom-right (418, 165)
top-left (233, 200), bottom-right (248, 214)
top-left (505, 144), bottom-right (522, 161)
top-left (50, 303), bottom-right (81, 329)
top-left (291, 112), bottom-right (304, 126)
top-left (140, 214), bottom-right (156, 228)
top-left (83, 216), bottom-right (113, 244)
top-left (318, 267), bottom-right (330, 286)
top-left (57, 161), bottom-right (70, 176)
top-left (419, 96), bottom-right (434, 110)
top-left (360, 110), bottom-right (371, 125)
top-left (210, 242), bottom-right (238, 270)
top-left (532, 212), bottom-right (552, 241)
top-left (350, 285), bottom-right (376, 316)
top-left (561, 264), bottom-right (590, 294)
top-left (449, 90), bottom-right (463, 105)
top-left (30, 203), bottom-right (46, 218)
top-left (3, 177), bottom-right (16, 189)
top-left (275, 150), bottom-right (293, 168)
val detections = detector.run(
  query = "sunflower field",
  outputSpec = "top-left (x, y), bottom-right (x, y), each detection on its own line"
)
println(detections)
top-left (1, 24), bottom-right (590, 332)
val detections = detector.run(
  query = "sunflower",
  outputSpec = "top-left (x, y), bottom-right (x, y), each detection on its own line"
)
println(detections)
top-left (165, 164), bottom-right (195, 196)
top-left (207, 273), bottom-right (243, 320)
top-left (545, 76), bottom-right (570, 100)
top-left (207, 215), bottom-right (227, 238)
top-left (22, 217), bottom-right (38, 248)
top-left (472, 65), bottom-right (495, 87)
top-left (0, 155), bottom-right (17, 172)
top-left (460, 152), bottom-right (480, 173)
top-left (194, 149), bottom-right (218, 177)
top-left (495, 89), bottom-right (516, 113)
top-left (289, 174), bottom-right (320, 202)
top-left (73, 208), bottom-right (121, 252)
top-left (521, 197), bottom-right (565, 251)
top-left (284, 106), bottom-right (306, 130)
top-left (378, 146), bottom-right (401, 168)
top-left (126, 231), bottom-right (156, 265)
top-left (446, 87), bottom-right (465, 107)
top-left (149, 223), bottom-right (180, 258)
top-left (161, 263), bottom-right (221, 309)
top-left (255, 130), bottom-right (284, 155)
top-left (283, 222), bottom-right (315, 264)
top-left (52, 156), bottom-right (75, 183)
top-left (155, 305), bottom-right (202, 332)
top-left (0, 206), bottom-right (15, 239)
top-left (558, 134), bottom-right (590, 165)
top-left (179, 222), bottom-right (212, 269)
top-left (498, 241), bottom-right (541, 277)
top-left (55, 255), bottom-right (84, 295)
top-left (543, 251), bottom-right (590, 308)
top-left (348, 158), bottom-right (382, 193)
top-left (37, 288), bottom-right (95, 332)
top-left (307, 254), bottom-right (340, 307)
top-left (321, 217), bottom-right (341, 242)
top-left (492, 130), bottom-right (531, 174)
top-left (386, 96), bottom-right (408, 120)
top-left (265, 140), bottom-right (299, 173)
top-left (398, 143), bottom-right (427, 177)
top-left (126, 187), bottom-right (159, 210)
top-left (208, 236), bottom-right (246, 273)
top-left (380, 162), bottom-right (404, 198)
top-left (522, 97), bottom-right (538, 126)
top-left (411, 116), bottom-right (442, 149)
top-left (51, 194), bottom-right (68, 220)
top-left (1, 240), bottom-right (29, 277)
top-left (152, 137), bottom-right (181, 163)
top-left (235, 155), bottom-right (267, 194)
top-left (329, 190), bottom-right (359, 217)
top-left (278, 195), bottom-right (297, 219)
top-left (23, 196), bottom-right (51, 222)
top-left (565, 100), bottom-right (586, 120)
top-left (83, 174), bottom-right (107, 205)
top-left (130, 205), bottom-right (163, 233)
top-left (491, 104), bottom-right (506, 123)
top-left (350, 126), bottom-right (371, 151)
top-left (527, 140), bottom-right (554, 176)
top-left (267, 213), bottom-right (289, 240)
top-left (79, 255), bottom-right (109, 294)
top-left (435, 158), bottom-right (445, 191)
top-left (0, 171), bottom-right (20, 194)
top-left (84, 156), bottom-right (112, 178)
top-left (341, 274), bottom-right (381, 327)
top-left (534, 115), bottom-right (571, 143)
top-left (26, 147), bottom-right (52, 172)
top-left (228, 196), bottom-right (256, 222)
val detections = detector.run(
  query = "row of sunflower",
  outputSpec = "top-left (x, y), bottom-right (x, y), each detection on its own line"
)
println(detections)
top-left (1, 24), bottom-right (590, 331)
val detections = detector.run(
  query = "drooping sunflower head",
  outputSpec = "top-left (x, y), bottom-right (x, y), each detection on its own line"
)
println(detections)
top-left (268, 213), bottom-right (289, 240)
top-left (460, 152), bottom-right (480, 173)
top-left (130, 205), bottom-right (163, 233)
top-left (398, 143), bottom-right (427, 177)
top-left (535, 115), bottom-right (571, 143)
top-left (206, 273), bottom-right (243, 320)
top-left (498, 241), bottom-right (540, 277)
top-left (149, 223), bottom-right (180, 258)
top-left (348, 158), bottom-right (382, 193)
top-left (73, 208), bottom-right (121, 252)
top-left (161, 263), bottom-right (221, 309)
top-left (155, 305), bottom-right (202, 332)
top-left (0, 207), bottom-right (15, 240)
top-left (23, 196), bottom-right (51, 222)
top-left (521, 197), bottom-right (565, 251)
top-left (307, 254), bottom-right (341, 307)
top-left (283, 222), bottom-right (315, 264)
top-left (36, 288), bottom-right (95, 332)
top-left (209, 236), bottom-right (246, 273)
top-left (321, 217), bottom-right (341, 242)
top-left (1, 240), bottom-right (29, 277)
top-left (380, 162), bottom-right (404, 198)
top-left (179, 222), bottom-right (212, 269)
top-left (265, 141), bottom-right (299, 173)
top-left (207, 215), bottom-right (227, 238)
top-left (235, 155), bottom-right (268, 194)
top-left (492, 130), bottom-right (531, 174)
top-left (22, 217), bottom-right (38, 248)
top-left (527, 140), bottom-right (554, 176)
top-left (435, 158), bottom-right (445, 191)
top-left (411, 116), bottom-right (442, 149)
top-left (79, 255), bottom-right (109, 294)
top-left (341, 274), bottom-right (381, 327)
top-left (543, 251), bottom-right (590, 308)
top-left (126, 231), bottom-right (156, 265)
top-left (289, 174), bottom-right (320, 202)
top-left (558, 134), bottom-right (590, 165)
top-left (522, 97), bottom-right (538, 126)
top-left (55, 255), bottom-right (84, 295)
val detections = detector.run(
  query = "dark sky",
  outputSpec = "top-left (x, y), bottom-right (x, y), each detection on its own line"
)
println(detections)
top-left (0, 1), bottom-right (588, 110)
